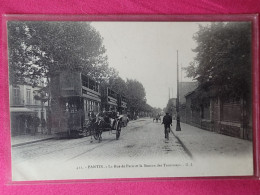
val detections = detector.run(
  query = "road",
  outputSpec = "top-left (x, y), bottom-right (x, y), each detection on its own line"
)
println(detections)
top-left (12, 118), bottom-right (190, 165)
top-left (11, 117), bottom-right (253, 180)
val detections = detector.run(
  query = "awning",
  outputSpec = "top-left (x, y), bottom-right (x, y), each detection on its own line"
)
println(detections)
top-left (10, 107), bottom-right (36, 113)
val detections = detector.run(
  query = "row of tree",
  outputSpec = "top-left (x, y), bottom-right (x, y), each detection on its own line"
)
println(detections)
top-left (163, 22), bottom-right (251, 117)
top-left (185, 22), bottom-right (251, 101)
top-left (8, 21), bottom-right (157, 115)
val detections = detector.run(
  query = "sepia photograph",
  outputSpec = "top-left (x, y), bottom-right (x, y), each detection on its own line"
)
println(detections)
top-left (7, 18), bottom-right (254, 181)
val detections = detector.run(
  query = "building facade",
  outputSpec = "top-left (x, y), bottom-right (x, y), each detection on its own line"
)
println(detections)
top-left (9, 84), bottom-right (47, 136)
top-left (184, 89), bottom-right (252, 140)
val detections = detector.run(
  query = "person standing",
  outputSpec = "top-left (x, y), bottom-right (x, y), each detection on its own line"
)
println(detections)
top-left (162, 112), bottom-right (172, 139)
top-left (41, 118), bottom-right (46, 134)
top-left (32, 114), bottom-right (40, 135)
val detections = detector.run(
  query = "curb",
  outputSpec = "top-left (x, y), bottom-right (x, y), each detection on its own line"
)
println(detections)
top-left (12, 137), bottom-right (54, 148)
top-left (170, 129), bottom-right (193, 159)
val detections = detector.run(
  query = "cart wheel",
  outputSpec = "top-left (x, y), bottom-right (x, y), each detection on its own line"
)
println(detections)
top-left (116, 122), bottom-right (121, 140)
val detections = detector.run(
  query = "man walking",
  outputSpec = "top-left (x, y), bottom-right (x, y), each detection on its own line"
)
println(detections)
top-left (162, 112), bottom-right (172, 139)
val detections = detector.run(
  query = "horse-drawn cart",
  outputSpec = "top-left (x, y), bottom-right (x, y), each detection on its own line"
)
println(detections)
top-left (153, 114), bottom-right (161, 123)
top-left (88, 111), bottom-right (122, 142)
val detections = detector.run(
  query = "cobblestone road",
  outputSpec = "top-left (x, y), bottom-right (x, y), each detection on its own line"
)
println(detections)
top-left (12, 118), bottom-right (190, 165)
top-left (11, 118), bottom-right (253, 181)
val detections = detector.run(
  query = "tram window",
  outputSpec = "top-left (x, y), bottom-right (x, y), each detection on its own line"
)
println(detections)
top-left (91, 101), bottom-right (93, 111)
top-left (95, 102), bottom-right (98, 112)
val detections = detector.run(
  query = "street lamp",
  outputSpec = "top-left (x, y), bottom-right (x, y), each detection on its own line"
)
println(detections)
top-left (176, 50), bottom-right (181, 131)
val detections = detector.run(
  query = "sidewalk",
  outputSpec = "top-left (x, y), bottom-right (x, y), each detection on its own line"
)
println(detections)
top-left (11, 118), bottom-right (145, 147)
top-left (11, 133), bottom-right (55, 147)
top-left (171, 120), bottom-right (253, 160)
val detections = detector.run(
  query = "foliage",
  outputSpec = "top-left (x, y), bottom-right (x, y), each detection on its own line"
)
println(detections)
top-left (8, 22), bottom-right (37, 85)
top-left (109, 75), bottom-right (127, 96)
top-left (8, 21), bottom-right (159, 115)
top-left (184, 22), bottom-right (252, 98)
top-left (8, 21), bottom-right (107, 86)
top-left (165, 98), bottom-right (176, 114)
top-left (109, 76), bottom-right (158, 114)
top-left (125, 79), bottom-right (146, 113)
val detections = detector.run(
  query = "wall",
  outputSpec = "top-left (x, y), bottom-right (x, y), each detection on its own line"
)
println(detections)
top-left (184, 93), bottom-right (252, 140)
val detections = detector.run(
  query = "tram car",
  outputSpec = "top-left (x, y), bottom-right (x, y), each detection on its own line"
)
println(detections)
top-left (100, 87), bottom-right (118, 112)
top-left (50, 71), bottom-right (101, 138)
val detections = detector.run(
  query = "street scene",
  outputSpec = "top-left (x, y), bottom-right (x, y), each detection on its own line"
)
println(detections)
top-left (11, 118), bottom-right (252, 180)
top-left (7, 20), bottom-right (254, 180)
top-left (12, 119), bottom-right (190, 164)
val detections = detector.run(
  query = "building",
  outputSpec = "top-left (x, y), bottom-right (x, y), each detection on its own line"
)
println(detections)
top-left (9, 83), bottom-right (47, 136)
top-left (178, 82), bottom-right (198, 122)
top-left (179, 82), bottom-right (198, 104)
top-left (185, 88), bottom-right (252, 140)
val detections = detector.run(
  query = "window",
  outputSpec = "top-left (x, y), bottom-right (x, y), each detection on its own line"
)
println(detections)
top-left (13, 87), bottom-right (20, 105)
top-left (94, 102), bottom-right (99, 112)
top-left (26, 89), bottom-right (31, 105)
top-left (87, 100), bottom-right (89, 112)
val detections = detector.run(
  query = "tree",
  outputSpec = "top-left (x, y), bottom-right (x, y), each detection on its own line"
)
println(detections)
top-left (125, 79), bottom-right (146, 115)
top-left (7, 22), bottom-right (38, 85)
top-left (185, 22), bottom-right (252, 98)
top-left (165, 98), bottom-right (176, 115)
top-left (108, 75), bottom-right (127, 96)
top-left (7, 21), bottom-right (108, 86)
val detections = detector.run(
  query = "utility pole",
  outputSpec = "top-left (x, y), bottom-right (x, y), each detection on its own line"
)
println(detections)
top-left (176, 50), bottom-right (181, 131)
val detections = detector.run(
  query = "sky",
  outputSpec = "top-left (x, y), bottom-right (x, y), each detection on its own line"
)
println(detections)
top-left (91, 22), bottom-right (208, 109)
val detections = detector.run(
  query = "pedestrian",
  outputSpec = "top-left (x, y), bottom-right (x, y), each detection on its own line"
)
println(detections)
top-left (26, 115), bottom-right (33, 134)
top-left (32, 114), bottom-right (40, 135)
top-left (41, 118), bottom-right (46, 134)
top-left (162, 112), bottom-right (172, 139)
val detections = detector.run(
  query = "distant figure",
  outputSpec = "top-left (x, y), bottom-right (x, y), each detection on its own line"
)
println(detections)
top-left (162, 113), bottom-right (172, 138)
top-left (41, 118), bottom-right (46, 134)
top-left (32, 114), bottom-right (40, 135)
top-left (41, 118), bottom-right (46, 128)
top-left (153, 113), bottom-right (161, 123)
top-left (26, 115), bottom-right (33, 134)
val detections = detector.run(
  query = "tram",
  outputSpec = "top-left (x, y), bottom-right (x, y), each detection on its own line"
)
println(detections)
top-left (50, 71), bottom-right (101, 138)
top-left (50, 70), bottom-right (130, 138)
top-left (118, 95), bottom-right (127, 114)
top-left (101, 87), bottom-right (118, 112)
